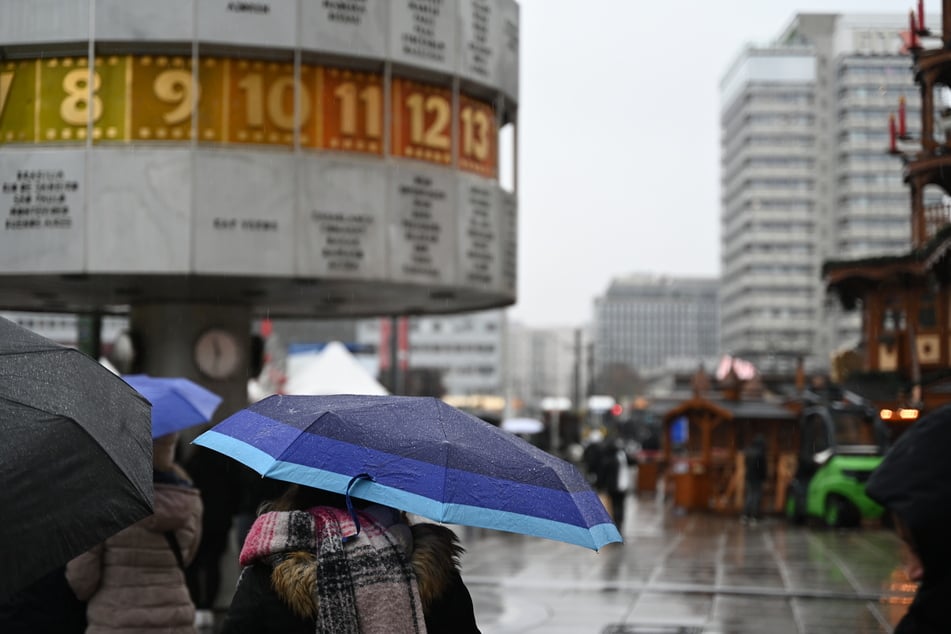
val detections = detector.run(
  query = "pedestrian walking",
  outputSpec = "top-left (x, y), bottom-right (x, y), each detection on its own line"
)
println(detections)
top-left (742, 434), bottom-right (767, 523)
top-left (867, 404), bottom-right (951, 633)
top-left (594, 433), bottom-right (632, 532)
top-left (582, 429), bottom-right (605, 487)
top-left (184, 446), bottom-right (242, 629)
top-left (66, 432), bottom-right (203, 633)
top-left (220, 483), bottom-right (480, 634)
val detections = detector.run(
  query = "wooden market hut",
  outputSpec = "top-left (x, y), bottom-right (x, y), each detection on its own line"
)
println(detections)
top-left (653, 395), bottom-right (798, 514)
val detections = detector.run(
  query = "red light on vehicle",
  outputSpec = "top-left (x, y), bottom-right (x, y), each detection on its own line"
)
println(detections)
top-left (610, 403), bottom-right (623, 417)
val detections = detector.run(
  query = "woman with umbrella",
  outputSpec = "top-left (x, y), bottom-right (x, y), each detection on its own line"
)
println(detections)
top-left (196, 394), bottom-right (620, 632)
top-left (66, 432), bottom-right (203, 633)
top-left (220, 483), bottom-right (481, 634)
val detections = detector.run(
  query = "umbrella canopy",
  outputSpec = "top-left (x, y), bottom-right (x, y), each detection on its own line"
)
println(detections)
top-left (122, 374), bottom-right (222, 437)
top-left (501, 417), bottom-right (545, 435)
top-left (193, 394), bottom-right (621, 550)
top-left (0, 317), bottom-right (153, 600)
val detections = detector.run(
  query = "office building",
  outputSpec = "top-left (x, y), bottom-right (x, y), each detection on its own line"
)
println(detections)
top-left (720, 13), bottom-right (939, 373)
top-left (593, 274), bottom-right (719, 377)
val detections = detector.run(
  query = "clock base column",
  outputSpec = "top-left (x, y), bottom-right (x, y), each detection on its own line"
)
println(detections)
top-left (129, 302), bottom-right (252, 457)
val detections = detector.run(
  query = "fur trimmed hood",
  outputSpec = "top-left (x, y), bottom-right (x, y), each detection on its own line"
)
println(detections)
top-left (268, 522), bottom-right (465, 620)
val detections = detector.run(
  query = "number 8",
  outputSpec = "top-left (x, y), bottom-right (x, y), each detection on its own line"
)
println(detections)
top-left (61, 69), bottom-right (102, 126)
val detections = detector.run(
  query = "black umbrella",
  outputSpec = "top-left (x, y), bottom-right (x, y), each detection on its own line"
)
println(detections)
top-left (0, 317), bottom-right (153, 601)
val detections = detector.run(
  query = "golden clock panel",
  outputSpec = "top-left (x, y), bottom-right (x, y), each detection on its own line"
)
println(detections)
top-left (37, 56), bottom-right (126, 143)
top-left (0, 54), bottom-right (502, 181)
top-left (227, 59), bottom-right (309, 147)
top-left (0, 60), bottom-right (37, 144)
top-left (130, 55), bottom-right (194, 142)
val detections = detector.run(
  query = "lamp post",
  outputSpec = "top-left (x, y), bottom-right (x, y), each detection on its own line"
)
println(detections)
top-left (541, 396), bottom-right (572, 455)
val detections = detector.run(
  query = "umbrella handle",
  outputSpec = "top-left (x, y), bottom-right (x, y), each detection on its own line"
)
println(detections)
top-left (342, 473), bottom-right (374, 542)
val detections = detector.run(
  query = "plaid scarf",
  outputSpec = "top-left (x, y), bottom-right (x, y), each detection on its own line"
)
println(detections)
top-left (240, 506), bottom-right (426, 634)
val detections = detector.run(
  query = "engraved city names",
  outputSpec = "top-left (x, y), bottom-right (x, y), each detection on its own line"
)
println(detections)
top-left (323, 0), bottom-right (367, 24)
top-left (390, 0), bottom-right (456, 73)
top-left (461, 0), bottom-right (494, 82)
top-left (460, 180), bottom-right (496, 286)
top-left (400, 174), bottom-right (444, 278)
top-left (390, 167), bottom-right (456, 284)
top-left (312, 210), bottom-right (374, 273)
top-left (2, 169), bottom-right (78, 231)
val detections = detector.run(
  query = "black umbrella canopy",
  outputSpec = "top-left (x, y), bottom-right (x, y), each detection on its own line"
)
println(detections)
top-left (0, 317), bottom-right (153, 600)
top-left (867, 404), bottom-right (951, 576)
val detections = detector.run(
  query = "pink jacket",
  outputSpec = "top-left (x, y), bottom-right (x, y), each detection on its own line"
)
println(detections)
top-left (67, 479), bottom-right (203, 633)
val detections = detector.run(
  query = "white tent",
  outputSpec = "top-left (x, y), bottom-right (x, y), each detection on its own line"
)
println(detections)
top-left (284, 341), bottom-right (389, 396)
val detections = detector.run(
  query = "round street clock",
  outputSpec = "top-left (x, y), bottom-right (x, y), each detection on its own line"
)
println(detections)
top-left (194, 328), bottom-right (241, 380)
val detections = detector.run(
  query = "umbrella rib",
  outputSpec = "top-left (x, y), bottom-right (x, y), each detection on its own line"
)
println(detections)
top-left (438, 400), bottom-right (452, 524)
top-left (267, 409), bottom-right (334, 477)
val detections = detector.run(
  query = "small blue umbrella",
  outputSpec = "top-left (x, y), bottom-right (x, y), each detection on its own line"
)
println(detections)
top-left (123, 374), bottom-right (223, 438)
top-left (193, 394), bottom-right (622, 550)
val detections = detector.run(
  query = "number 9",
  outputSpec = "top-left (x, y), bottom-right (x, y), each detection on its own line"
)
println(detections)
top-left (154, 69), bottom-right (198, 125)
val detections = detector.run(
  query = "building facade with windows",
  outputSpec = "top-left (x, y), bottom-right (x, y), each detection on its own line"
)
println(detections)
top-left (356, 310), bottom-right (505, 398)
top-left (353, 312), bottom-right (585, 415)
top-left (720, 13), bottom-right (937, 374)
top-left (592, 274), bottom-right (719, 378)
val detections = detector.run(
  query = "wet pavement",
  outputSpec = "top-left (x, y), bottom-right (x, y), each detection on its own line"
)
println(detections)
top-left (208, 492), bottom-right (914, 633)
top-left (460, 494), bottom-right (915, 633)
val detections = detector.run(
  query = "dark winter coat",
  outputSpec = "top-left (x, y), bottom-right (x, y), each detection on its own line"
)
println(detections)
top-left (0, 566), bottom-right (87, 634)
top-left (594, 442), bottom-right (631, 495)
top-left (743, 440), bottom-right (767, 483)
top-left (866, 404), bottom-right (951, 633)
top-left (220, 522), bottom-right (480, 634)
top-left (185, 447), bottom-right (242, 536)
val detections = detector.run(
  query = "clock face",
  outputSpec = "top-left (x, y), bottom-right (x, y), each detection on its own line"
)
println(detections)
top-left (194, 329), bottom-right (241, 380)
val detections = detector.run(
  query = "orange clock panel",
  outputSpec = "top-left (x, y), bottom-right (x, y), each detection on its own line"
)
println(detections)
top-left (319, 67), bottom-right (383, 156)
top-left (458, 94), bottom-right (497, 178)
top-left (391, 78), bottom-right (453, 166)
top-left (226, 59), bottom-right (311, 147)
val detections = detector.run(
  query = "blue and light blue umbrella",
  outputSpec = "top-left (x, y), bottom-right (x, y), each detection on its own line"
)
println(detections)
top-left (123, 374), bottom-right (222, 438)
top-left (193, 394), bottom-right (622, 550)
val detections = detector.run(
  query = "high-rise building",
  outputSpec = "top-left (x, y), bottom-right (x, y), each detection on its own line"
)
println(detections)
top-left (592, 274), bottom-right (719, 378)
top-left (507, 322), bottom-right (584, 412)
top-left (720, 13), bottom-right (939, 374)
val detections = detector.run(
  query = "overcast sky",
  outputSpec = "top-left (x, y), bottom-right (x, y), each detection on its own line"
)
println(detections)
top-left (507, 0), bottom-right (940, 328)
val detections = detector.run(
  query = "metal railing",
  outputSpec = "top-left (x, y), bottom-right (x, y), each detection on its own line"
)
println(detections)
top-left (924, 200), bottom-right (951, 241)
